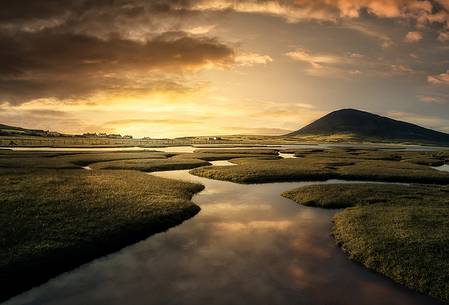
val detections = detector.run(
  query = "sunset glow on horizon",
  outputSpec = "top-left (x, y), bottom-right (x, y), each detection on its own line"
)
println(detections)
top-left (2, 0), bottom-right (449, 138)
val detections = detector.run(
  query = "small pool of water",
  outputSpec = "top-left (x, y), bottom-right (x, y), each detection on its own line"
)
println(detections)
top-left (4, 165), bottom-right (442, 305)
top-left (432, 164), bottom-right (449, 172)
top-left (208, 160), bottom-right (235, 166)
top-left (279, 152), bottom-right (296, 159)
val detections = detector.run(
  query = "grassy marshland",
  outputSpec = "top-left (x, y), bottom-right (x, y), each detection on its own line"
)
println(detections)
top-left (282, 183), bottom-right (447, 208)
top-left (191, 149), bottom-right (449, 184)
top-left (288, 148), bottom-right (449, 166)
top-left (192, 148), bottom-right (279, 155)
top-left (172, 151), bottom-right (281, 161)
top-left (59, 151), bottom-right (171, 166)
top-left (0, 151), bottom-right (171, 169)
top-left (2, 147), bottom-right (449, 302)
top-left (282, 183), bottom-right (449, 303)
top-left (91, 158), bottom-right (210, 171)
top-left (0, 168), bottom-right (204, 301)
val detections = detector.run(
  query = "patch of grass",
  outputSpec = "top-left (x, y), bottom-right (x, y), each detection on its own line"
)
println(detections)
top-left (172, 152), bottom-right (280, 161)
top-left (302, 148), bottom-right (449, 165)
top-left (283, 183), bottom-right (430, 208)
top-left (190, 158), bottom-right (335, 183)
top-left (334, 205), bottom-right (449, 303)
top-left (59, 151), bottom-right (170, 166)
top-left (90, 158), bottom-right (210, 171)
top-left (0, 151), bottom-right (174, 169)
top-left (193, 144), bottom-right (272, 148)
top-left (281, 148), bottom-right (325, 154)
top-left (335, 159), bottom-right (449, 183)
top-left (190, 156), bottom-right (449, 184)
top-left (0, 169), bottom-right (204, 301)
top-left (401, 157), bottom-right (445, 166)
top-left (0, 157), bottom-right (80, 169)
top-left (0, 151), bottom-right (78, 158)
top-left (282, 183), bottom-right (449, 303)
top-left (193, 148), bottom-right (279, 155)
top-left (281, 183), bottom-right (449, 208)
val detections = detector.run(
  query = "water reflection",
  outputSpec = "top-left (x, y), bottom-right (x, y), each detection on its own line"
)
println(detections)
top-left (3, 169), bottom-right (442, 305)
top-left (279, 152), bottom-right (296, 159)
top-left (433, 164), bottom-right (449, 172)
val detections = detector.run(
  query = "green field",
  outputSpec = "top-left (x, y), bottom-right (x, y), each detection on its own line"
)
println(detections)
top-left (191, 149), bottom-right (449, 184)
top-left (91, 158), bottom-right (210, 171)
top-left (0, 168), bottom-right (204, 301)
top-left (282, 183), bottom-right (449, 303)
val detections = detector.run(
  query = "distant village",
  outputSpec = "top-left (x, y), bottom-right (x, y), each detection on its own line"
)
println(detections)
top-left (0, 125), bottom-right (223, 141)
top-left (81, 133), bottom-right (134, 139)
top-left (0, 127), bottom-right (134, 139)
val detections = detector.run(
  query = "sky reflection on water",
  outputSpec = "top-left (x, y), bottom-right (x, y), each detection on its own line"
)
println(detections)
top-left (3, 167), bottom-right (443, 305)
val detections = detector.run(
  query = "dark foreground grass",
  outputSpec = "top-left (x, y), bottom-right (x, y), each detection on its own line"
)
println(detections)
top-left (90, 158), bottom-right (210, 171)
top-left (335, 205), bottom-right (449, 303)
top-left (0, 151), bottom-right (171, 169)
top-left (0, 169), bottom-right (204, 301)
top-left (0, 156), bottom-right (80, 169)
top-left (190, 153), bottom-right (449, 184)
top-left (283, 183), bottom-right (449, 303)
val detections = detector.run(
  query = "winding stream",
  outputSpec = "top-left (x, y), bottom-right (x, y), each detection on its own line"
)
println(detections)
top-left (3, 162), bottom-right (443, 305)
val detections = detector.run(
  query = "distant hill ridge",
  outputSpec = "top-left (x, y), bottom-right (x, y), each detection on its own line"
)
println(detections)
top-left (0, 123), bottom-right (61, 137)
top-left (0, 123), bottom-right (33, 131)
top-left (287, 108), bottom-right (449, 144)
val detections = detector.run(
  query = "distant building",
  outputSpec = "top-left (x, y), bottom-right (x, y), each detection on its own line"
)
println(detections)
top-left (176, 136), bottom-right (195, 140)
top-left (123, 135), bottom-right (133, 139)
top-left (107, 134), bottom-right (122, 139)
top-left (82, 132), bottom-right (97, 138)
top-left (98, 133), bottom-right (108, 138)
top-left (28, 130), bottom-right (47, 136)
top-left (142, 137), bottom-right (152, 140)
top-left (46, 131), bottom-right (62, 137)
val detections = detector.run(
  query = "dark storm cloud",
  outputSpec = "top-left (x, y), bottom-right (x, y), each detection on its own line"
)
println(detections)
top-left (0, 29), bottom-right (233, 104)
top-left (0, 29), bottom-right (234, 77)
top-left (0, 0), bottom-right (236, 104)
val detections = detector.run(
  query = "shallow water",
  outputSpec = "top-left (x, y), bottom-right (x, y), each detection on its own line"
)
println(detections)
top-left (433, 164), bottom-right (449, 172)
top-left (3, 162), bottom-right (442, 305)
top-left (2, 143), bottom-right (448, 152)
top-left (279, 152), bottom-right (296, 159)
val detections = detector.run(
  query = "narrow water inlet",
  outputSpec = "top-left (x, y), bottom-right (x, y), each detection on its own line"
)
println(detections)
top-left (433, 164), bottom-right (449, 172)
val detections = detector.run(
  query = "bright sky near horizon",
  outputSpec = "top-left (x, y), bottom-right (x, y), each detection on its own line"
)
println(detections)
top-left (1, 0), bottom-right (449, 137)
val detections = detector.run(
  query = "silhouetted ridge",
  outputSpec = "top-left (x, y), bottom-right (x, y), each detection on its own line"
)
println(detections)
top-left (287, 108), bottom-right (449, 144)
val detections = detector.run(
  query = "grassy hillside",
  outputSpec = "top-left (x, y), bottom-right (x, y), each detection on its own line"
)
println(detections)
top-left (288, 109), bottom-right (449, 145)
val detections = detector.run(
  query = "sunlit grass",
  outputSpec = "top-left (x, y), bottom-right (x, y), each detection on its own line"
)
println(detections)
top-left (191, 149), bottom-right (449, 184)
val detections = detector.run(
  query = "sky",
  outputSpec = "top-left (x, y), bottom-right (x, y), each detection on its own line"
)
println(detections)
top-left (1, 0), bottom-right (449, 138)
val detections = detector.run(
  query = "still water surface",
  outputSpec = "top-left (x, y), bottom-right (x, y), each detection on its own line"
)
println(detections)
top-left (3, 161), bottom-right (442, 305)
top-left (2, 143), bottom-right (448, 152)
top-left (433, 164), bottom-right (449, 172)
